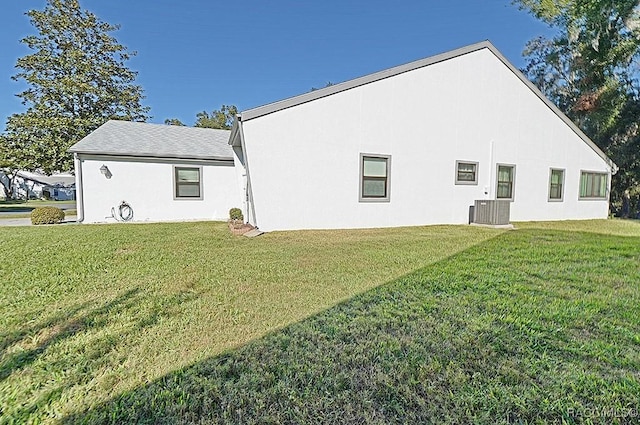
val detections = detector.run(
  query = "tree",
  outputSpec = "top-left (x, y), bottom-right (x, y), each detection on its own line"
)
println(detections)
top-left (515, 0), bottom-right (640, 209)
top-left (194, 105), bottom-right (238, 130)
top-left (1, 0), bottom-right (149, 175)
top-left (164, 118), bottom-right (186, 126)
top-left (0, 138), bottom-right (24, 199)
top-left (0, 123), bottom-right (40, 199)
top-left (310, 81), bottom-right (335, 91)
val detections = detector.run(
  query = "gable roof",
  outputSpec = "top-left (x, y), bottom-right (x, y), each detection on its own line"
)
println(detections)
top-left (70, 120), bottom-right (233, 161)
top-left (238, 40), bottom-right (616, 172)
top-left (17, 170), bottom-right (75, 187)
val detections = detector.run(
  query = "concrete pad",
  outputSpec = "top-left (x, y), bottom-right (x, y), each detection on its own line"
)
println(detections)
top-left (0, 218), bottom-right (33, 226)
top-left (470, 222), bottom-right (515, 230)
top-left (243, 228), bottom-right (265, 238)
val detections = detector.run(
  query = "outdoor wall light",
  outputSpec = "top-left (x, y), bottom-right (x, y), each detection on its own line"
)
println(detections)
top-left (99, 164), bottom-right (112, 179)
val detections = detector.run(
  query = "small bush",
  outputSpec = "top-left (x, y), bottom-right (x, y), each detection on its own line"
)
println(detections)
top-left (229, 208), bottom-right (243, 222)
top-left (31, 206), bottom-right (65, 225)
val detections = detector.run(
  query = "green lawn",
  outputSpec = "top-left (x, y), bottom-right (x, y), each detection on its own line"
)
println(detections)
top-left (0, 199), bottom-right (75, 208)
top-left (1, 220), bottom-right (639, 424)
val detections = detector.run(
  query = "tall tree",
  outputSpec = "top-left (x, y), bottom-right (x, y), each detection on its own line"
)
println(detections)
top-left (515, 0), bottom-right (640, 206)
top-left (194, 105), bottom-right (238, 130)
top-left (1, 0), bottom-right (149, 175)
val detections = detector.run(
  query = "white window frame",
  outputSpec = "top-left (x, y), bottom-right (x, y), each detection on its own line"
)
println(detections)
top-left (359, 153), bottom-right (391, 203)
top-left (455, 160), bottom-right (479, 185)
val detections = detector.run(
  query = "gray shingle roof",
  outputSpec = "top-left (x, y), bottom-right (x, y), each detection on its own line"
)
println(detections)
top-left (69, 120), bottom-right (233, 161)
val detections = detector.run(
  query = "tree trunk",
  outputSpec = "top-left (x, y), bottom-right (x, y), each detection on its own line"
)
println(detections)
top-left (0, 170), bottom-right (18, 200)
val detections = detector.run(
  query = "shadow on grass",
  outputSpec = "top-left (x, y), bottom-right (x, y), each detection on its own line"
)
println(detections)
top-left (0, 289), bottom-right (143, 382)
top-left (1, 288), bottom-right (198, 421)
top-left (0, 299), bottom-right (93, 355)
top-left (0, 200), bottom-right (28, 205)
top-left (0, 206), bottom-right (36, 213)
top-left (0, 201), bottom-right (76, 213)
top-left (62, 229), bottom-right (640, 425)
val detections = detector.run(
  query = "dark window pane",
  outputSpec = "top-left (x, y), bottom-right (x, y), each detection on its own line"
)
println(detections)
top-left (363, 178), bottom-right (386, 197)
top-left (549, 170), bottom-right (564, 199)
top-left (580, 172), bottom-right (607, 198)
top-left (177, 184), bottom-right (200, 197)
top-left (497, 182), bottom-right (512, 199)
top-left (177, 168), bottom-right (199, 183)
top-left (497, 165), bottom-right (514, 199)
top-left (458, 171), bottom-right (475, 181)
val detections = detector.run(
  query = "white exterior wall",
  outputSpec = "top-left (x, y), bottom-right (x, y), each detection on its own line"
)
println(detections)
top-left (241, 49), bottom-right (613, 232)
top-left (78, 155), bottom-right (241, 223)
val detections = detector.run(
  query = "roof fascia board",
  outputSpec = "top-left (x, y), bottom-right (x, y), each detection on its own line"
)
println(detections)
top-left (74, 152), bottom-right (234, 164)
top-left (236, 119), bottom-right (259, 227)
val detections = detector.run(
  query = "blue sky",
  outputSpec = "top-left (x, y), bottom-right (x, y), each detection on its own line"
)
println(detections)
top-left (0, 0), bottom-right (554, 127)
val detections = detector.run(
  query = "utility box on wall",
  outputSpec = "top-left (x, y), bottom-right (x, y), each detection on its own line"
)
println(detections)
top-left (473, 200), bottom-right (510, 225)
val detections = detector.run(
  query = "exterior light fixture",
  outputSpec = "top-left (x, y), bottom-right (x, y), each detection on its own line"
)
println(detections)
top-left (99, 164), bottom-right (112, 179)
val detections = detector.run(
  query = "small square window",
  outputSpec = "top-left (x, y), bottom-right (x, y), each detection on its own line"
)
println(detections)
top-left (174, 166), bottom-right (203, 199)
top-left (360, 154), bottom-right (391, 202)
top-left (549, 169), bottom-right (564, 201)
top-left (455, 161), bottom-right (478, 185)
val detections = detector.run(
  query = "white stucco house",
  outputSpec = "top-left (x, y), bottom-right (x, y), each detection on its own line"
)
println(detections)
top-left (230, 41), bottom-right (616, 231)
top-left (71, 41), bottom-right (616, 230)
top-left (70, 121), bottom-right (241, 223)
top-left (1, 170), bottom-right (75, 200)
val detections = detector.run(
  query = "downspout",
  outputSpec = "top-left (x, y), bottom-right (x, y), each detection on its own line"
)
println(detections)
top-left (74, 153), bottom-right (85, 223)
top-left (236, 115), bottom-right (259, 228)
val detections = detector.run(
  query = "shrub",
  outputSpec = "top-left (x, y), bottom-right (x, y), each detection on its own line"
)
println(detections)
top-left (31, 206), bottom-right (65, 225)
top-left (229, 207), bottom-right (243, 222)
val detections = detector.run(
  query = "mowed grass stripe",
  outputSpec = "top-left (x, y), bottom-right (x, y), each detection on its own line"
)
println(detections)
top-left (69, 223), bottom-right (640, 424)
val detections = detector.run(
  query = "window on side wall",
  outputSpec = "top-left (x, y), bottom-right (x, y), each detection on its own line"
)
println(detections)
top-left (360, 154), bottom-right (391, 202)
top-left (548, 168), bottom-right (565, 201)
top-left (579, 171), bottom-right (607, 199)
top-left (455, 161), bottom-right (478, 185)
top-left (496, 164), bottom-right (515, 200)
top-left (174, 166), bottom-right (203, 200)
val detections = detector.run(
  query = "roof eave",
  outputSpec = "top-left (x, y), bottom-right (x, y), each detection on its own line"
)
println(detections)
top-left (70, 150), bottom-right (233, 162)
